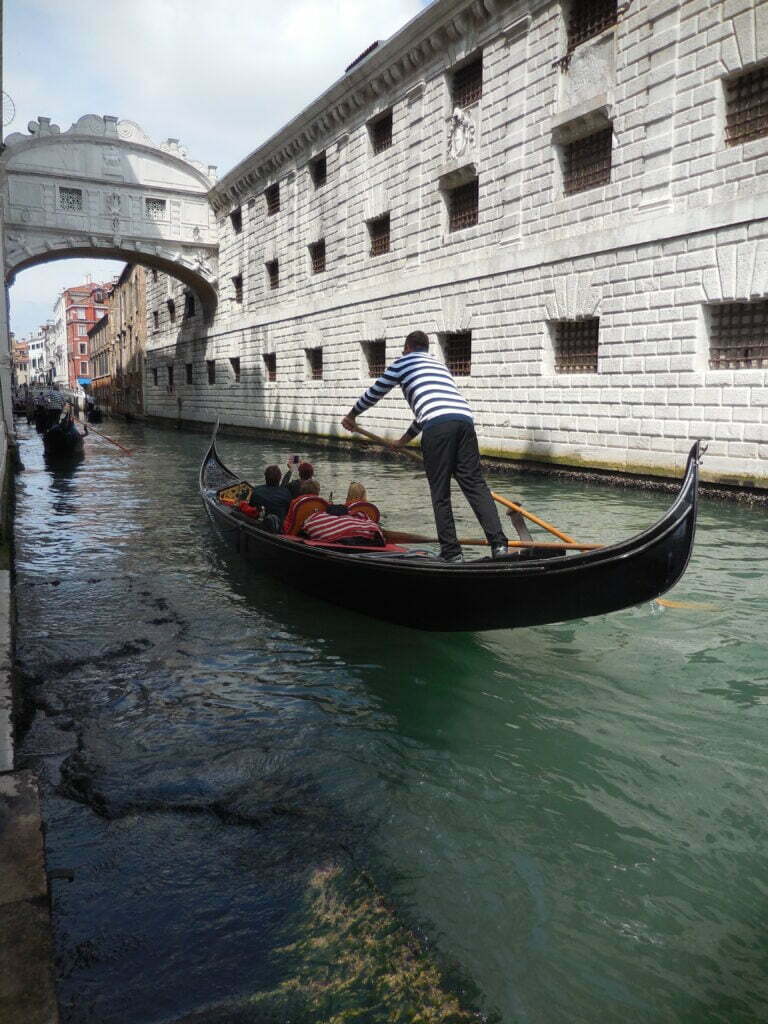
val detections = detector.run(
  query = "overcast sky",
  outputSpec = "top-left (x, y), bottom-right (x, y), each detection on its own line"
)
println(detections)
top-left (5, 0), bottom-right (429, 337)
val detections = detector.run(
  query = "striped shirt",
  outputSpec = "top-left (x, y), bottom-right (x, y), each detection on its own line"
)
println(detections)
top-left (303, 510), bottom-right (385, 544)
top-left (351, 352), bottom-right (473, 439)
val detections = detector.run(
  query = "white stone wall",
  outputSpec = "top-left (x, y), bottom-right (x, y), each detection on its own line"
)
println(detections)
top-left (146, 0), bottom-right (768, 487)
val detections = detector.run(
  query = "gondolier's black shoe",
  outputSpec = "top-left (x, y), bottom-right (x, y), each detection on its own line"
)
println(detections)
top-left (439, 553), bottom-right (463, 563)
top-left (491, 543), bottom-right (510, 559)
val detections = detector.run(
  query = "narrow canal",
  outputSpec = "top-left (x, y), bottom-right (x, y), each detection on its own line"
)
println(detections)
top-left (14, 417), bottom-right (768, 1024)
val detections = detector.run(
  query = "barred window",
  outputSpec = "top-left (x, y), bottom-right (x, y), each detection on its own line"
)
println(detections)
top-left (368, 214), bottom-right (390, 257)
top-left (185, 293), bottom-right (196, 317)
top-left (59, 187), bottom-right (83, 212)
top-left (151, 269), bottom-right (159, 282)
top-left (370, 110), bottom-right (393, 154)
top-left (709, 300), bottom-right (768, 368)
top-left (310, 152), bottom-right (327, 188)
top-left (309, 240), bottom-right (326, 275)
top-left (152, 310), bottom-right (159, 330)
top-left (447, 179), bottom-right (479, 232)
top-left (167, 299), bottom-right (176, 323)
top-left (230, 207), bottom-right (242, 233)
top-left (185, 362), bottom-right (193, 384)
top-left (306, 347), bottom-right (323, 380)
top-left (442, 332), bottom-right (472, 376)
top-left (452, 56), bottom-right (483, 108)
top-left (229, 357), bottom-right (241, 382)
top-left (168, 365), bottom-right (174, 391)
top-left (145, 197), bottom-right (167, 221)
top-left (567, 0), bottom-right (617, 51)
top-left (152, 367), bottom-right (158, 386)
top-left (725, 64), bottom-right (768, 146)
top-left (562, 128), bottom-right (612, 195)
top-left (263, 353), bottom-right (277, 382)
top-left (363, 340), bottom-right (386, 377)
top-left (207, 359), bottom-right (216, 384)
top-left (265, 183), bottom-right (280, 215)
top-left (266, 259), bottom-right (279, 290)
top-left (552, 319), bottom-right (599, 373)
top-left (232, 274), bottom-right (243, 304)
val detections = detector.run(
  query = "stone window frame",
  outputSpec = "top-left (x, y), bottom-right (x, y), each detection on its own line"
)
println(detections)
top-left (361, 339), bottom-right (386, 378)
top-left (368, 109), bottom-right (394, 156)
top-left (438, 331), bottom-right (472, 376)
top-left (232, 273), bottom-right (243, 304)
top-left (167, 364), bottom-right (175, 392)
top-left (450, 52), bottom-right (483, 110)
top-left (551, 106), bottom-right (614, 199)
top-left (705, 298), bottom-right (768, 369)
top-left (167, 298), bottom-right (176, 323)
top-left (309, 239), bottom-right (326, 275)
top-left (564, 0), bottom-right (618, 53)
top-left (445, 177), bottom-right (479, 233)
top-left (229, 206), bottom-right (243, 234)
top-left (145, 196), bottom-right (168, 222)
top-left (547, 317), bottom-right (600, 373)
top-left (185, 293), bottom-right (196, 318)
top-left (152, 310), bottom-right (159, 331)
top-left (152, 367), bottom-right (159, 386)
top-left (266, 259), bottom-right (280, 290)
top-left (206, 359), bottom-right (216, 385)
top-left (367, 213), bottom-right (391, 257)
top-left (310, 152), bottom-right (327, 189)
top-left (78, 342), bottom-right (87, 355)
top-left (229, 356), bottom-right (241, 383)
top-left (723, 61), bottom-right (768, 147)
top-left (263, 352), bottom-right (277, 382)
top-left (59, 186), bottom-right (83, 212)
top-left (265, 183), bottom-right (280, 215)
top-left (185, 362), bottom-right (193, 385)
top-left (305, 346), bottom-right (323, 381)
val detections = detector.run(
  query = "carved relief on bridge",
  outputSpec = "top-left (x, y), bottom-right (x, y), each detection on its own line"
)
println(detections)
top-left (1, 114), bottom-right (220, 313)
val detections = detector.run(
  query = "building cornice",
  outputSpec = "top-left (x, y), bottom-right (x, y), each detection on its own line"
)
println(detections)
top-left (210, 0), bottom-right (547, 214)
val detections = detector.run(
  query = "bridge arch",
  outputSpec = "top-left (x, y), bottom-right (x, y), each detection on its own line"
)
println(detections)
top-left (1, 114), bottom-right (219, 317)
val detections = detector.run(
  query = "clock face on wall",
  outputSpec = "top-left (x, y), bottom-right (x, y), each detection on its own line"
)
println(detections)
top-left (2, 92), bottom-right (15, 128)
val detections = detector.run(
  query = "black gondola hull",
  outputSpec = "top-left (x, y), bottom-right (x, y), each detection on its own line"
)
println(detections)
top-left (43, 423), bottom-right (85, 458)
top-left (200, 437), bottom-right (701, 632)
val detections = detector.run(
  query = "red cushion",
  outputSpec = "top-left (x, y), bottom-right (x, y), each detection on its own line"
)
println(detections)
top-left (238, 501), bottom-right (260, 518)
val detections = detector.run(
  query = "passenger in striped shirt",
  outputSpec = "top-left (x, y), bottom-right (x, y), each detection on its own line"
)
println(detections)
top-left (342, 330), bottom-right (508, 562)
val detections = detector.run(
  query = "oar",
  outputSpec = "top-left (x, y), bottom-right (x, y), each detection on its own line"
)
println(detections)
top-left (348, 423), bottom-right (423, 462)
top-left (349, 423), bottom-right (576, 541)
top-left (384, 529), bottom-right (601, 551)
top-left (85, 426), bottom-right (133, 456)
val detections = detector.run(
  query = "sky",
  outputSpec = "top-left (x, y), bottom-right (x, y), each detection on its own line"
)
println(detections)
top-left (5, 0), bottom-right (430, 337)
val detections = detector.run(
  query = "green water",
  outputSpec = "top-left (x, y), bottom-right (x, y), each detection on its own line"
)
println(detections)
top-left (15, 419), bottom-right (768, 1023)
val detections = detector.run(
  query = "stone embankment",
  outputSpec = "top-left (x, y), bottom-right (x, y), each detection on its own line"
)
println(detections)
top-left (0, 479), bottom-right (59, 1022)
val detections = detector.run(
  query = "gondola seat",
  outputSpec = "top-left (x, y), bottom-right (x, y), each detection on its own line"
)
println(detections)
top-left (217, 481), bottom-right (253, 505)
top-left (283, 495), bottom-right (329, 535)
top-left (346, 501), bottom-right (380, 523)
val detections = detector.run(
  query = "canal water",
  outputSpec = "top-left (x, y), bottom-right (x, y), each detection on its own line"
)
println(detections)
top-left (14, 418), bottom-right (768, 1024)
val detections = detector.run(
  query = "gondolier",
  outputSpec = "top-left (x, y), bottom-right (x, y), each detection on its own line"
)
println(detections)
top-left (342, 330), bottom-right (508, 562)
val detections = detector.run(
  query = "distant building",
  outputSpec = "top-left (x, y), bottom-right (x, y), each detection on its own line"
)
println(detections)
top-left (26, 327), bottom-right (47, 383)
top-left (51, 280), bottom-right (111, 388)
top-left (11, 336), bottom-right (28, 391)
top-left (89, 265), bottom-right (147, 417)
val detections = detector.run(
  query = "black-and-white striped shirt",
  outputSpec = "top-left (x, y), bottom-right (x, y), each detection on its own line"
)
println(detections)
top-left (351, 352), bottom-right (473, 438)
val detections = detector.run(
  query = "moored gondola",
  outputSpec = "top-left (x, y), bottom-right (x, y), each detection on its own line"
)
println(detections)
top-left (199, 430), bottom-right (703, 632)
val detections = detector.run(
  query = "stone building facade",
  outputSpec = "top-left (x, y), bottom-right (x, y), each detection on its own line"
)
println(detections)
top-left (88, 264), bottom-right (147, 417)
top-left (146, 0), bottom-right (768, 488)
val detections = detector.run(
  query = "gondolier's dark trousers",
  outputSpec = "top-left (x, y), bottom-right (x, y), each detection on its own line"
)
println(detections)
top-left (420, 418), bottom-right (507, 559)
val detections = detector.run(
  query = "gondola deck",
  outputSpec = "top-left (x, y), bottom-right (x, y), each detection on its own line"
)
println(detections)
top-left (199, 430), bottom-right (703, 632)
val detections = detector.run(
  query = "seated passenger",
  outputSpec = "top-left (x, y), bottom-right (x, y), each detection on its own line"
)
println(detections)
top-left (282, 460), bottom-right (317, 498)
top-left (249, 465), bottom-right (293, 524)
top-left (302, 498), bottom-right (385, 547)
top-left (299, 479), bottom-right (321, 496)
top-left (345, 482), bottom-right (367, 505)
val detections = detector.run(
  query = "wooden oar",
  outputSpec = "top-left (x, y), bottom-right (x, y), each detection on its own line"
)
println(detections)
top-left (85, 426), bottom-right (133, 455)
top-left (384, 529), bottom-right (601, 551)
top-left (349, 423), bottom-right (423, 462)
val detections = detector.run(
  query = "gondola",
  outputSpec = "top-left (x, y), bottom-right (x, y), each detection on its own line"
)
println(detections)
top-left (43, 418), bottom-right (86, 458)
top-left (199, 430), bottom-right (703, 632)
top-left (86, 406), bottom-right (103, 424)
